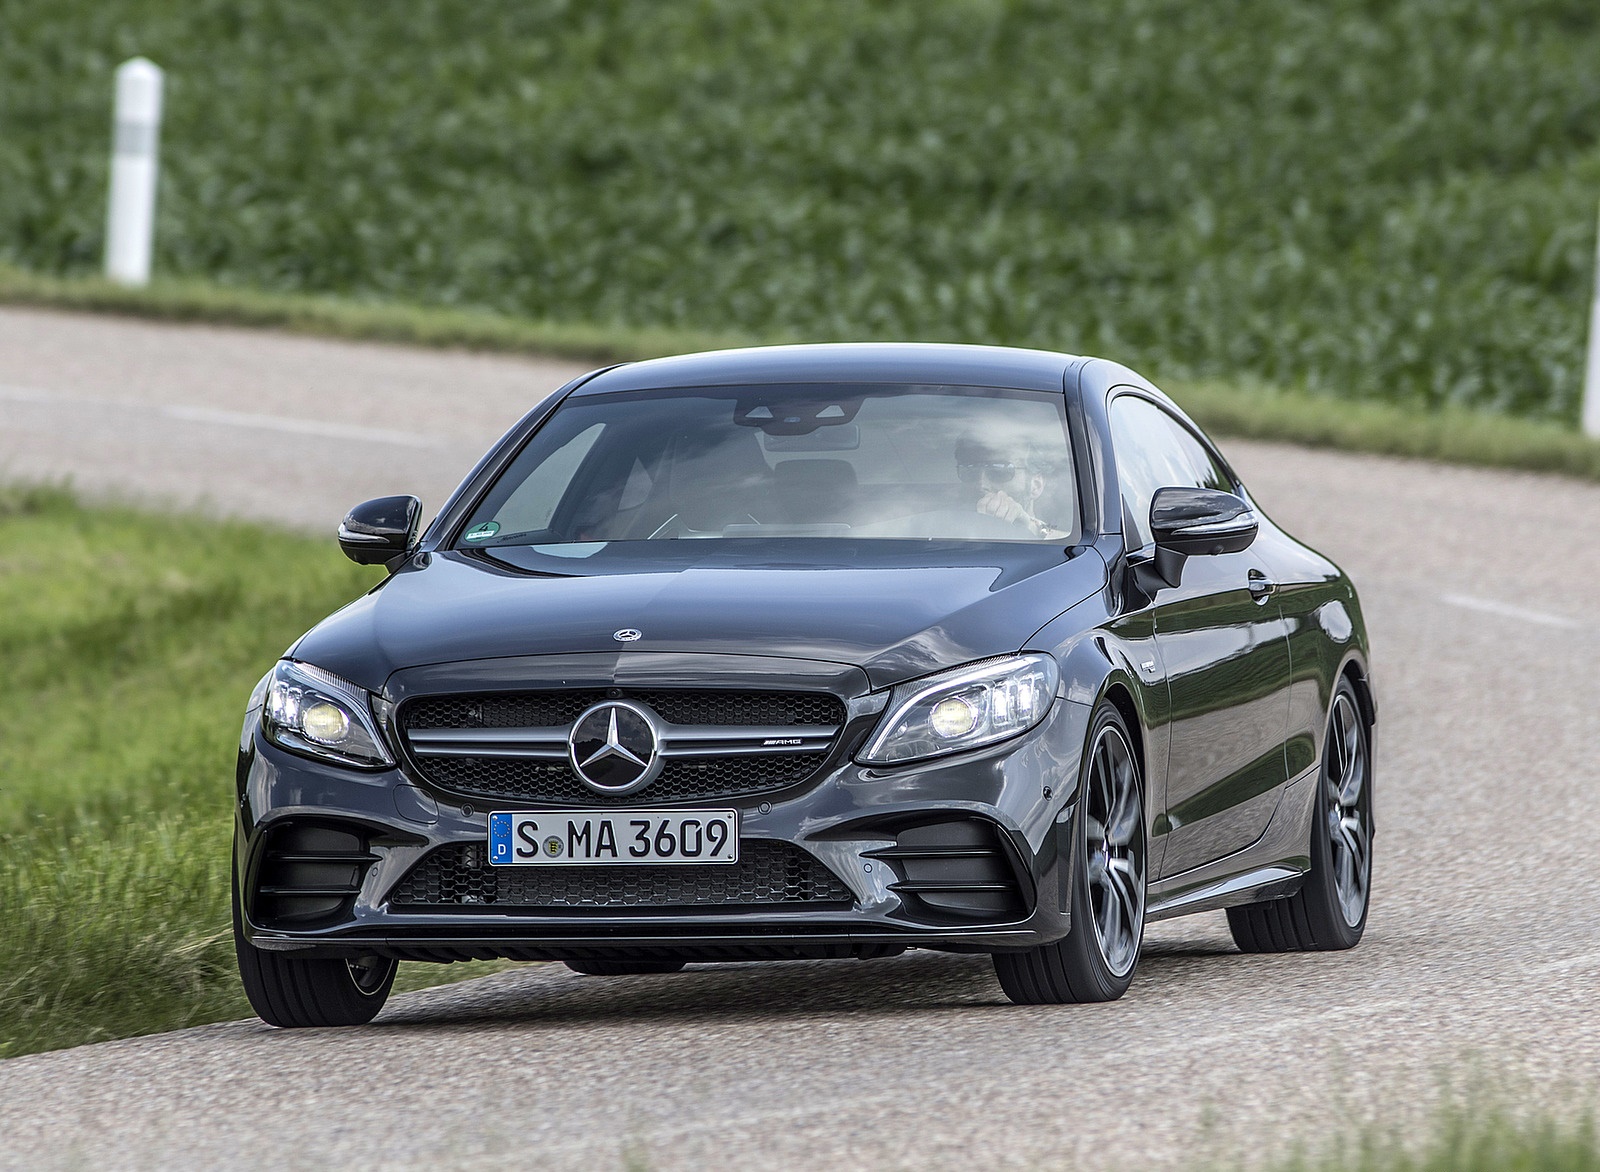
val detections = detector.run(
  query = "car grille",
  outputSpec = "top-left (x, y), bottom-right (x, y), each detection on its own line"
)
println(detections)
top-left (387, 840), bottom-right (855, 912)
top-left (397, 689), bottom-right (847, 806)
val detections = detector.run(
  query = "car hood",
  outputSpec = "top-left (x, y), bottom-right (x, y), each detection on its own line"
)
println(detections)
top-left (290, 540), bottom-right (1107, 694)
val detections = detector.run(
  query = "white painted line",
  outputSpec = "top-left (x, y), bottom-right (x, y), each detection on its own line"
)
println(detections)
top-left (1440, 593), bottom-right (1578, 629)
top-left (0, 382), bottom-right (438, 449)
top-left (1529, 945), bottom-right (1600, 975)
top-left (162, 404), bottom-right (437, 448)
top-left (0, 383), bottom-right (60, 404)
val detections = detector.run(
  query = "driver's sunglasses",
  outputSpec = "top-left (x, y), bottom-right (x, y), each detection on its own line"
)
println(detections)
top-left (956, 461), bottom-right (1018, 485)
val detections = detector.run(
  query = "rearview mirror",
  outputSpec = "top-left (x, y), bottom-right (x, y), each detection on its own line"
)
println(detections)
top-left (338, 495), bottom-right (421, 567)
top-left (1149, 487), bottom-right (1258, 557)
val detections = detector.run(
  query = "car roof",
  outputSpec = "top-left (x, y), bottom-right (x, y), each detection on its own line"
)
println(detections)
top-left (571, 342), bottom-right (1086, 396)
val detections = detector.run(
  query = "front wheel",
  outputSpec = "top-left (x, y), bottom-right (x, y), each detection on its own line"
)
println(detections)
top-left (993, 702), bottom-right (1147, 1004)
top-left (233, 857), bottom-right (396, 1028)
top-left (1227, 677), bottom-right (1373, 952)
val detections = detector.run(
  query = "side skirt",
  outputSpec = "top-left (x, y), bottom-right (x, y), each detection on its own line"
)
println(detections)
top-left (1145, 762), bottom-right (1318, 922)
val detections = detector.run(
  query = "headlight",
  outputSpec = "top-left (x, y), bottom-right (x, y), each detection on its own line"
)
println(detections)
top-left (260, 660), bottom-right (394, 769)
top-left (858, 654), bottom-right (1060, 765)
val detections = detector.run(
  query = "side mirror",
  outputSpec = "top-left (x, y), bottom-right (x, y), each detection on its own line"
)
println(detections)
top-left (1150, 486), bottom-right (1258, 557)
top-left (1131, 487), bottom-right (1258, 593)
top-left (338, 495), bottom-right (421, 567)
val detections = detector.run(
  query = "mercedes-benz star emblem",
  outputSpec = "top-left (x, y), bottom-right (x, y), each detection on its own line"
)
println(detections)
top-left (568, 700), bottom-right (663, 794)
top-left (613, 628), bottom-right (642, 642)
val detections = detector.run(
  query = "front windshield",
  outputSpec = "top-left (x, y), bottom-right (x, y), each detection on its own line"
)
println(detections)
top-left (456, 383), bottom-right (1078, 547)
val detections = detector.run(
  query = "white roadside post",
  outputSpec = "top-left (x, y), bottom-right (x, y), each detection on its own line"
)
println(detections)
top-left (104, 57), bottom-right (165, 287)
top-left (1584, 200), bottom-right (1600, 439)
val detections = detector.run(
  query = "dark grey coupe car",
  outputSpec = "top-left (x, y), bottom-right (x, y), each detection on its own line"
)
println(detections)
top-left (233, 343), bottom-right (1374, 1026)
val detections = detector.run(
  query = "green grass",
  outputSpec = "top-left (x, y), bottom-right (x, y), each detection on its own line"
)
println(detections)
top-left (6, 1), bottom-right (1600, 421)
top-left (1269, 1108), bottom-right (1600, 1172)
top-left (0, 486), bottom-right (506, 1058)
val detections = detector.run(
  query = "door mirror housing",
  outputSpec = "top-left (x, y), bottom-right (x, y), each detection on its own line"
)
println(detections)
top-left (1130, 487), bottom-right (1259, 593)
top-left (1150, 487), bottom-right (1258, 557)
top-left (338, 495), bottom-right (422, 567)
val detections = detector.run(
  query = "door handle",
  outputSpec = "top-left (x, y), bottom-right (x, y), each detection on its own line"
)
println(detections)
top-left (1247, 570), bottom-right (1277, 601)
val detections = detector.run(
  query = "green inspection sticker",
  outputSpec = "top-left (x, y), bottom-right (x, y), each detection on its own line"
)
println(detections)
top-left (463, 521), bottom-right (500, 542)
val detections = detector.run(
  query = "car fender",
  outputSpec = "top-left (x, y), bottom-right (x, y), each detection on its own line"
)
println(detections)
top-left (1025, 584), bottom-right (1172, 877)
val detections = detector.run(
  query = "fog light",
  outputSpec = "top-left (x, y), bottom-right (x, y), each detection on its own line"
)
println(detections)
top-left (301, 701), bottom-right (351, 745)
top-left (930, 696), bottom-right (978, 739)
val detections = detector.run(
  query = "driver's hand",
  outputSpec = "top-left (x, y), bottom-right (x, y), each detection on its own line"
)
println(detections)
top-left (977, 490), bottom-right (1030, 526)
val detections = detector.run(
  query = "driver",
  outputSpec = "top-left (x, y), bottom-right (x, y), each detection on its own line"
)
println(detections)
top-left (954, 434), bottom-right (1070, 540)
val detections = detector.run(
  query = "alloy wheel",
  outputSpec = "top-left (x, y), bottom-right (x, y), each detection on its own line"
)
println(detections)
top-left (1083, 723), bottom-right (1146, 978)
top-left (1325, 692), bottom-right (1371, 928)
top-left (346, 955), bottom-right (395, 996)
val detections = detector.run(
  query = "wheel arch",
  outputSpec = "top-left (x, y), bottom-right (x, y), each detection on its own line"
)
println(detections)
top-left (1035, 610), bottom-right (1162, 808)
top-left (1097, 679), bottom-right (1147, 797)
top-left (1337, 653), bottom-right (1376, 730)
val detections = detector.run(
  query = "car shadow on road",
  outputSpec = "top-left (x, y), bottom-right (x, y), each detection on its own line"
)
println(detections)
top-left (357, 932), bottom-right (1250, 1036)
top-left (375, 950), bottom-right (1008, 1031)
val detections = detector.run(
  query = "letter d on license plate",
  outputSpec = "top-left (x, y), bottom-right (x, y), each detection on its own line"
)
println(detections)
top-left (488, 809), bottom-right (739, 866)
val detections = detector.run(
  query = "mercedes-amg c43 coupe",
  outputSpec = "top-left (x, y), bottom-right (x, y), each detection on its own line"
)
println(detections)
top-left (233, 343), bottom-right (1374, 1026)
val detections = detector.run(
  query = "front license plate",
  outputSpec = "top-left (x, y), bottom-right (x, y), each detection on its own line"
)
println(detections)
top-left (487, 809), bottom-right (739, 866)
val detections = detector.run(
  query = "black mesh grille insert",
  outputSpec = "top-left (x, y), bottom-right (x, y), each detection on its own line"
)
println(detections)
top-left (418, 752), bottom-right (829, 806)
top-left (388, 840), bottom-right (854, 911)
top-left (401, 690), bottom-right (844, 730)
top-left (398, 689), bottom-right (846, 806)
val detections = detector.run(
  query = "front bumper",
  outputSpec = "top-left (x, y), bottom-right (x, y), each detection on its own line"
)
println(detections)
top-left (235, 692), bottom-right (1092, 962)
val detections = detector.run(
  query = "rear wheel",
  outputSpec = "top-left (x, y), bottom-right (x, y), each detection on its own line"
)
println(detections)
top-left (993, 702), bottom-right (1147, 1004)
top-left (233, 855), bottom-right (396, 1028)
top-left (565, 958), bottom-right (687, 976)
top-left (1227, 678), bottom-right (1372, 952)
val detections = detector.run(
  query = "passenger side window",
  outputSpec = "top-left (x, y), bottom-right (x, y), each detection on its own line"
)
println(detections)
top-left (1109, 396), bottom-right (1233, 548)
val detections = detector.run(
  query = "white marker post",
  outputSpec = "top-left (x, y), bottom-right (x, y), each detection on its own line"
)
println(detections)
top-left (1584, 200), bottom-right (1600, 439)
top-left (104, 57), bottom-right (164, 287)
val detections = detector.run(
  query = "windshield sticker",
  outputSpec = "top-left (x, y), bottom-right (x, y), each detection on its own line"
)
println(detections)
top-left (463, 521), bottom-right (501, 542)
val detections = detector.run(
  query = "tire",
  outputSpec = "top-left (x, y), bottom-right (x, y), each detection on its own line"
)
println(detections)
top-left (233, 856), bottom-right (397, 1028)
top-left (1228, 677), bottom-right (1373, 953)
top-left (565, 958), bottom-right (687, 976)
top-left (993, 701), bottom-right (1147, 1005)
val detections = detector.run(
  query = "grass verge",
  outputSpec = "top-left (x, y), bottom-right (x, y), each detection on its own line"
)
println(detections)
top-left (6, 263), bottom-right (1600, 484)
top-left (1269, 1106), bottom-right (1599, 1172)
top-left (0, 485), bottom-right (507, 1058)
top-left (0, 263), bottom-right (754, 367)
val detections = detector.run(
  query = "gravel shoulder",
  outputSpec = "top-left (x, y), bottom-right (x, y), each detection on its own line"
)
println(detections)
top-left (2, 306), bottom-right (1598, 1170)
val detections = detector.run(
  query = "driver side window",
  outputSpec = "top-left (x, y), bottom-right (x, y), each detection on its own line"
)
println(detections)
top-left (1109, 395), bottom-right (1232, 548)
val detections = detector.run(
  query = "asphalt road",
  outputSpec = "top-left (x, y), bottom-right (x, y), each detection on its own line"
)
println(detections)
top-left (2, 306), bottom-right (1598, 1170)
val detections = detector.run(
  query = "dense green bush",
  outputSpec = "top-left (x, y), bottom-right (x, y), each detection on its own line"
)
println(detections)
top-left (6, 2), bottom-right (1600, 407)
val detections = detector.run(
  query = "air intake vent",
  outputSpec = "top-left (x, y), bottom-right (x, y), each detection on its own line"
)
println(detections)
top-left (252, 822), bottom-right (377, 929)
top-left (867, 819), bottom-right (1029, 922)
top-left (388, 839), bottom-right (853, 912)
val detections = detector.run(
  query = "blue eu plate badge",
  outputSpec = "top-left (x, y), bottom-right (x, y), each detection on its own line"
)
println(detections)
top-left (489, 812), bottom-right (514, 864)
